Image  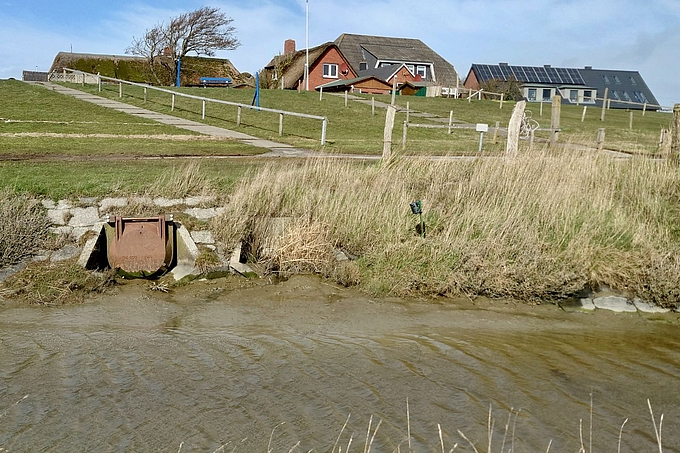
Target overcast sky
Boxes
[1,0,678,106]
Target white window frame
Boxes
[416,65,427,78]
[323,63,338,79]
[527,88,537,101]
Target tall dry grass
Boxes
[212,147,680,306]
[0,190,52,267]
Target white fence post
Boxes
[202,100,206,119]
[279,113,284,136]
[237,106,242,126]
[171,94,175,111]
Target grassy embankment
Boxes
[1,79,679,307]
[72,80,674,155]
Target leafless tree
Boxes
[126,6,240,85]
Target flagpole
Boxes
[305,0,309,91]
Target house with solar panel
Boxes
[464,63,659,110]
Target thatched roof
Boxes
[264,42,335,89]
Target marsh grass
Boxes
[0,190,51,267]
[4,260,116,305]
[212,146,680,306]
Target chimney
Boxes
[544,64,551,68]
[584,66,592,70]
[499,62,509,66]
[284,39,296,55]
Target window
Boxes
[633,91,648,103]
[583,90,593,100]
[406,64,415,74]
[416,65,427,77]
[603,75,610,84]
[323,63,338,78]
[570,90,578,102]
[542,89,552,101]
[622,91,631,101]
[528,88,537,101]
[611,91,620,100]
[613,75,621,84]
[629,76,637,85]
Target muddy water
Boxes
[1,276,679,453]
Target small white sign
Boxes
[476,123,489,133]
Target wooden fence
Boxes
[56,68,329,145]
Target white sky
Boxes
[1,0,678,106]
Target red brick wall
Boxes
[464,68,480,90]
[308,47,356,90]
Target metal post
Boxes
[176,58,181,87]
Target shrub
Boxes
[0,190,51,267]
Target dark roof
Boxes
[334,33,460,87]
[358,63,403,81]
[579,68,660,108]
[470,64,585,85]
[468,63,660,109]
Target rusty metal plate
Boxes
[108,216,170,275]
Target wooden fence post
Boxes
[319,86,323,101]
[406,101,410,124]
[671,104,680,163]
[279,113,284,136]
[492,120,500,144]
[500,93,504,109]
[372,97,375,116]
[202,100,206,119]
[629,111,634,130]
[171,94,175,111]
[144,87,147,103]
[383,105,397,161]
[659,128,671,156]
[551,95,561,144]
[581,106,587,122]
[391,78,397,106]
[344,90,348,108]
[402,121,408,150]
[601,88,608,121]
[119,82,122,98]
[505,100,526,158]
[237,106,242,126]
[448,110,453,134]
[597,128,606,152]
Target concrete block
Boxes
[68,207,101,227]
[593,296,637,313]
[185,195,216,206]
[184,207,225,220]
[50,244,82,262]
[99,197,128,212]
[632,298,670,313]
[190,230,214,244]
[153,197,183,207]
[47,209,69,225]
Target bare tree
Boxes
[126,6,240,85]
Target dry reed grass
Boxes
[0,190,52,268]
[212,146,680,306]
